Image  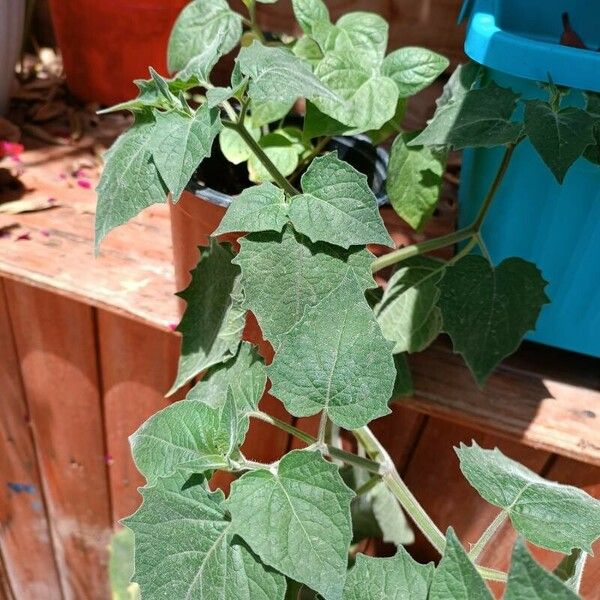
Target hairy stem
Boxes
[354,427,447,554]
[469,511,508,562]
[249,412,384,474]
[243,0,266,43]
[371,143,517,274]
[223,120,300,196]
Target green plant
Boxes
[96,1,600,598]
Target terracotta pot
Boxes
[49,0,188,105]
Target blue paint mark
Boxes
[7,482,35,494]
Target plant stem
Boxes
[244,0,266,43]
[371,143,518,274]
[371,227,475,273]
[223,121,300,196]
[290,135,333,182]
[317,412,329,444]
[355,475,381,497]
[477,566,508,583]
[249,412,383,474]
[354,427,447,554]
[468,511,508,562]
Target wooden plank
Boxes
[406,340,600,466]
[97,310,184,524]
[4,281,111,600]
[0,143,179,330]
[0,279,62,599]
[0,553,14,600]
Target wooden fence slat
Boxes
[97,310,182,524]
[4,281,111,600]
[0,279,62,599]
[0,553,14,600]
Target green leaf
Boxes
[505,539,580,600]
[95,112,167,248]
[150,104,221,201]
[293,36,324,66]
[524,100,595,183]
[248,128,305,183]
[292,0,330,35]
[429,529,493,600]
[438,255,548,385]
[313,51,399,132]
[250,99,295,128]
[457,442,600,554]
[382,47,449,97]
[392,354,413,398]
[375,257,443,354]
[130,397,240,484]
[237,42,337,106]
[343,549,433,600]
[124,472,286,600]
[227,450,354,600]
[412,83,522,149]
[269,275,395,429]
[186,342,267,416]
[554,549,587,593]
[303,101,352,140]
[167,0,242,73]
[387,132,446,230]
[366,98,407,145]
[170,240,245,393]
[352,481,415,546]
[109,529,140,600]
[176,37,222,84]
[234,226,376,345]
[331,12,389,66]
[219,124,261,165]
[289,153,393,249]
[214,182,289,235]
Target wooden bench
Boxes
[1,142,598,599]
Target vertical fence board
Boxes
[0,280,62,600]
[97,310,179,524]
[4,281,111,600]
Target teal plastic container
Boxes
[459,0,600,357]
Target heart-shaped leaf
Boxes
[524,100,595,183]
[438,255,548,385]
[124,472,286,600]
[227,451,354,600]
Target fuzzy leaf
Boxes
[375,257,443,354]
[170,241,245,393]
[303,101,352,140]
[96,113,167,248]
[343,549,433,600]
[237,42,336,106]
[328,12,389,66]
[234,226,376,345]
[250,99,295,128]
[130,398,240,484]
[167,0,242,73]
[382,47,449,97]
[227,450,354,600]
[457,442,600,554]
[429,529,493,600]
[456,442,600,554]
[176,37,222,84]
[186,342,267,416]
[387,132,446,230]
[269,276,395,429]
[289,153,393,249]
[247,128,305,183]
[313,51,399,132]
[438,255,548,385]
[524,101,595,183]
[214,183,288,235]
[292,0,330,35]
[150,105,221,201]
[218,124,261,165]
[505,539,580,600]
[109,529,139,600]
[124,472,285,600]
[412,83,522,149]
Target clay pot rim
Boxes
[184,134,390,208]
